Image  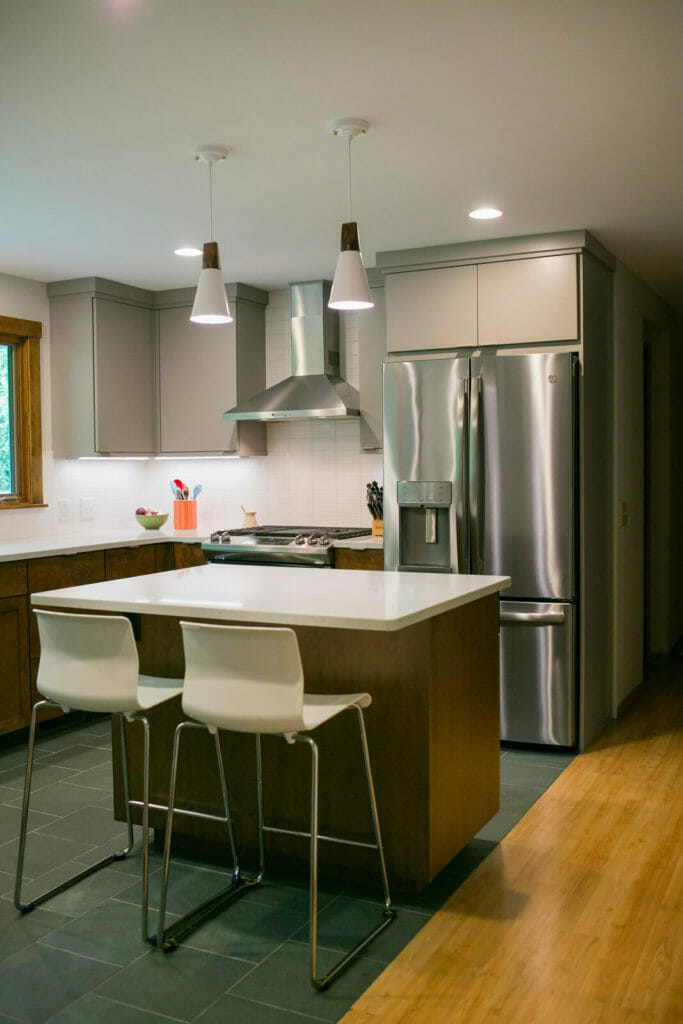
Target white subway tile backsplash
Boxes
[0,288,383,544]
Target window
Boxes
[0,315,44,508]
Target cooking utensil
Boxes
[182,486,189,500]
[192,484,203,500]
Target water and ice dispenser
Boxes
[397,481,452,571]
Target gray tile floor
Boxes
[0,717,572,1023]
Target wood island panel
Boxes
[110,593,500,891]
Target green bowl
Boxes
[135,513,169,530]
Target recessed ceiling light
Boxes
[469,207,503,220]
[174,247,202,257]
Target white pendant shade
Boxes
[190,266,233,324]
[329,250,374,310]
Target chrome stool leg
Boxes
[293,712,396,992]
[15,706,134,913]
[354,705,393,912]
[156,722,261,950]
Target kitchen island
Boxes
[32,564,510,890]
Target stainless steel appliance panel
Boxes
[383,358,469,571]
[472,352,576,600]
[499,600,575,745]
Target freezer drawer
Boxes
[499,600,575,746]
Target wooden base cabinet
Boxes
[0,596,30,734]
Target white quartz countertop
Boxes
[0,529,204,563]
[0,530,380,563]
[31,563,510,632]
[332,535,383,551]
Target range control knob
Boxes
[294,534,306,545]
[306,534,320,546]
[210,532,222,543]
[220,531,231,543]
[318,534,331,546]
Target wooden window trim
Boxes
[0,314,45,510]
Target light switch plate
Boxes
[57,498,72,521]
[80,496,96,520]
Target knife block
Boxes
[372,519,384,537]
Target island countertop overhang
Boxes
[31,563,510,632]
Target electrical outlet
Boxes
[80,496,96,521]
[57,498,72,522]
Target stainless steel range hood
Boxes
[223,280,360,421]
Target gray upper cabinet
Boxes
[158,308,238,453]
[48,279,156,457]
[94,298,155,452]
[385,265,477,352]
[477,254,578,346]
[155,284,267,456]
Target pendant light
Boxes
[328,118,374,311]
[190,145,233,325]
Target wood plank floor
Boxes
[341,663,683,1024]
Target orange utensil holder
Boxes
[173,500,197,530]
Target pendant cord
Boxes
[347,133,353,222]
[208,160,214,242]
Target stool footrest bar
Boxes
[17,851,126,912]
[313,908,396,991]
[157,875,262,950]
[129,800,230,825]
[263,825,379,851]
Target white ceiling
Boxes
[2,0,682,311]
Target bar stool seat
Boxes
[15,609,183,943]
[157,621,395,991]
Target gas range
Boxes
[202,526,371,567]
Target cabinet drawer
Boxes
[0,595,30,735]
[28,550,106,593]
[334,548,384,571]
[0,560,28,598]
[174,543,207,569]
[105,545,157,580]
[154,543,175,572]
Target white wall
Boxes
[0,275,382,542]
[612,263,679,710]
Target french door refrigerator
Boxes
[383,352,578,746]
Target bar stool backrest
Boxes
[180,621,305,734]
[35,609,141,713]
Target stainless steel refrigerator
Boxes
[383,352,578,746]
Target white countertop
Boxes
[31,563,509,632]
[0,529,204,563]
[332,535,383,551]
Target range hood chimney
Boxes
[223,281,360,422]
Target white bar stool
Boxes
[156,620,395,990]
[15,609,183,943]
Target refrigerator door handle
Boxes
[500,610,566,625]
[455,375,468,572]
[469,375,484,572]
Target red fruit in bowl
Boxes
[135,507,147,515]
